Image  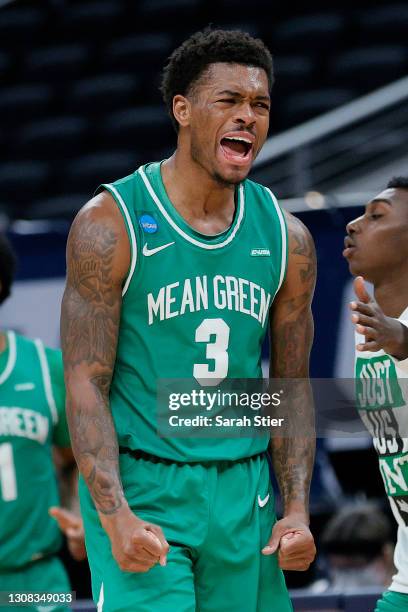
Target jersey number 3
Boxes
[193,318,230,387]
[0,443,17,502]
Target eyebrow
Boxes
[369,198,393,206]
[216,89,270,101]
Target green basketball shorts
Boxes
[375,590,408,611]
[0,555,70,611]
[79,451,293,612]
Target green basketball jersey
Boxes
[0,331,70,570]
[100,161,288,462]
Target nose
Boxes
[346,215,363,235]
[234,102,256,127]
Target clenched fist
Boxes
[262,514,316,571]
[100,505,170,573]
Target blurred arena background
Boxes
[1,0,407,610]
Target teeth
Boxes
[223,136,252,144]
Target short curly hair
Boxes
[387,176,408,190]
[160,28,274,131]
[0,233,16,305]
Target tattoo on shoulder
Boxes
[271,214,316,375]
[286,213,316,286]
[61,219,121,369]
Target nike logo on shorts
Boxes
[142,242,175,257]
[258,493,270,508]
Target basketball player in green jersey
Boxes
[344,177,408,612]
[0,234,86,611]
[61,29,316,611]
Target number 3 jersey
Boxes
[0,331,69,570]
[100,161,288,463]
[355,306,408,593]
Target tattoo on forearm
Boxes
[270,383,315,513]
[61,216,124,515]
[270,214,316,514]
[68,401,124,515]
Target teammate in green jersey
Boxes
[344,177,408,611]
[61,29,316,611]
[0,234,86,611]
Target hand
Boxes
[100,505,169,573]
[262,515,316,571]
[49,506,87,561]
[350,276,408,359]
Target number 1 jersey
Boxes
[0,332,69,570]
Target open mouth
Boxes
[220,136,253,164]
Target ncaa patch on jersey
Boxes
[251,248,270,257]
[139,214,158,234]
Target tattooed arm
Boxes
[61,193,169,572]
[262,212,316,571]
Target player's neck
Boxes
[373,275,408,318]
[0,331,6,355]
[162,151,236,217]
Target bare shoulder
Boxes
[283,210,316,287]
[284,210,315,254]
[67,190,130,285]
[269,212,315,377]
[62,190,126,371]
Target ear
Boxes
[172,95,191,129]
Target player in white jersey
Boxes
[343,176,408,612]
